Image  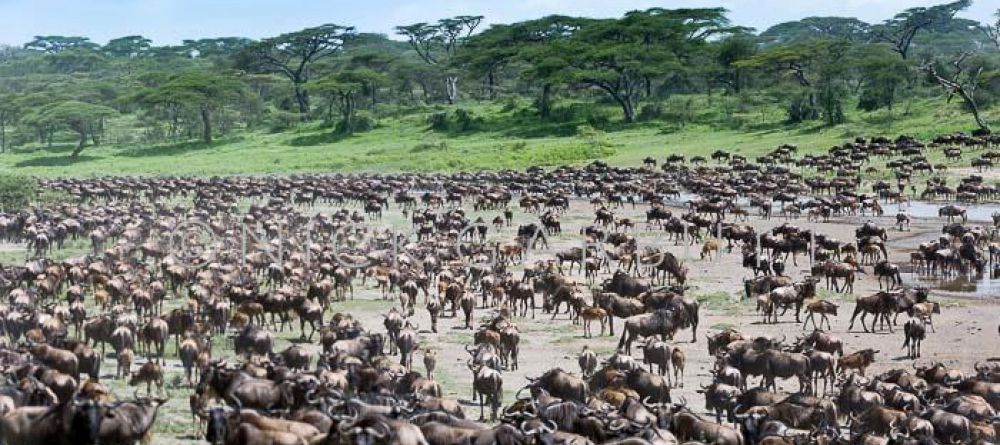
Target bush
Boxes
[576,125,613,149]
[638,103,664,121]
[585,111,610,127]
[353,113,377,132]
[0,175,36,211]
[453,108,483,132]
[427,112,449,131]
[500,97,520,113]
[410,141,449,153]
[786,94,819,123]
[335,112,377,134]
[265,110,302,133]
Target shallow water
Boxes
[900,200,1000,222]
[902,269,1000,298]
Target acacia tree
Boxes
[980,9,1000,50]
[871,0,970,59]
[738,39,852,124]
[396,16,483,104]
[855,47,909,113]
[134,71,250,143]
[760,17,871,45]
[25,100,117,157]
[314,69,385,134]
[346,53,396,108]
[0,94,23,152]
[521,8,736,123]
[236,24,355,120]
[183,37,253,59]
[461,15,592,116]
[23,35,98,53]
[714,34,757,93]
[103,35,153,58]
[921,51,994,133]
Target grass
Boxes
[696,291,745,313]
[0,96,995,178]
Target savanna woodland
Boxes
[8,3,1000,445]
[0,1,997,175]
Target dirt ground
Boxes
[7,195,1000,444]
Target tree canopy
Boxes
[0,1,996,159]
[23,100,117,156]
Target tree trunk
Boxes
[293,82,311,120]
[487,70,496,100]
[539,84,552,119]
[963,92,991,133]
[0,119,5,153]
[340,93,356,134]
[445,76,459,105]
[71,131,87,157]
[614,94,636,123]
[201,106,213,144]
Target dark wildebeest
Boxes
[617,309,687,355]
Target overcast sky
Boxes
[0,0,995,46]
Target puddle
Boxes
[903,269,1000,298]
[901,200,1000,222]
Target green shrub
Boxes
[427,112,449,131]
[585,111,610,127]
[335,112,377,134]
[410,141,449,153]
[0,175,37,211]
[453,108,483,132]
[353,113,377,132]
[576,125,614,149]
[265,110,301,133]
[500,97,520,113]
[638,103,664,121]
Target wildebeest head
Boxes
[70,398,104,445]
[204,407,232,444]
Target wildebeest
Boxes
[617,309,686,355]
[0,398,104,445]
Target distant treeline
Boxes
[0,0,998,157]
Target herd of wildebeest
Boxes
[2,132,1000,445]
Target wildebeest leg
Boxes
[848,307,861,332]
[478,394,485,421]
[803,312,814,330]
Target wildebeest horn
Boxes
[543,419,556,433]
[305,388,319,405]
[337,407,359,432]
[519,420,534,434]
[608,418,628,431]
[370,422,389,440]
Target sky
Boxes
[0,0,995,46]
